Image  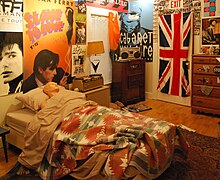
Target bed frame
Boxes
[1,93,24,149]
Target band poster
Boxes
[23,0,76,80]
[0,0,23,96]
[119,0,153,62]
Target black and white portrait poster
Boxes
[0,0,23,96]
[119,0,153,62]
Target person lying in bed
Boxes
[3,82,90,178]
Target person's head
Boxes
[43,82,59,97]
[209,19,217,27]
[121,7,142,33]
[0,32,23,83]
[33,49,59,84]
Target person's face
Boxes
[122,12,140,33]
[211,20,216,26]
[0,43,23,83]
[39,66,57,83]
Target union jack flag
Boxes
[157,12,192,97]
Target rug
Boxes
[156,128,220,180]
[2,129,219,180]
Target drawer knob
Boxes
[196,100,203,103]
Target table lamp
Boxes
[214,22,220,54]
[87,41,104,73]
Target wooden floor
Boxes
[0,99,219,177]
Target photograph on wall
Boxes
[78,0,86,14]
[22,0,76,93]
[200,45,219,55]
[76,22,86,44]
[0,0,23,96]
[119,0,153,62]
[202,16,220,45]
[72,45,86,77]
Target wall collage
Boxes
[0,0,154,96]
[153,0,220,54]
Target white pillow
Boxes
[16,87,49,111]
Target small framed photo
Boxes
[202,16,220,45]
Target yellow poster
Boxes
[23,0,76,81]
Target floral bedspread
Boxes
[37,103,188,180]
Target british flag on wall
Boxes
[157,12,192,97]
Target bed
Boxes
[4,86,189,180]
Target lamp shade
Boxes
[87,41,104,56]
[214,23,220,35]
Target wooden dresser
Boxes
[192,54,220,115]
[111,59,145,105]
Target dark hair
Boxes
[0,32,23,53]
[209,19,217,24]
[33,49,59,73]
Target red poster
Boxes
[23,0,76,79]
[86,0,128,13]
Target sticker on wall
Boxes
[169,0,183,9]
[204,0,216,17]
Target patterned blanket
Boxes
[37,103,188,180]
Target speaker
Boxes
[120,47,141,60]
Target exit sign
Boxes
[169,0,183,8]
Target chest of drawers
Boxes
[192,54,220,115]
[111,60,145,105]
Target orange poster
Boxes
[23,0,76,79]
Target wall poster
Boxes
[119,0,154,62]
[202,16,220,45]
[22,0,76,92]
[0,0,23,96]
[86,0,128,13]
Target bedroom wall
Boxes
[0,1,205,125]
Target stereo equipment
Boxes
[72,75,104,92]
[120,47,141,60]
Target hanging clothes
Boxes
[108,12,120,61]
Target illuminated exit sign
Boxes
[169,0,183,8]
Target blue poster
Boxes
[120,0,153,61]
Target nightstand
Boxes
[84,86,110,107]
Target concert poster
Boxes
[0,0,23,96]
[23,0,76,79]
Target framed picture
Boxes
[202,16,220,45]
[72,45,86,77]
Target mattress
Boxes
[6,108,35,135]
